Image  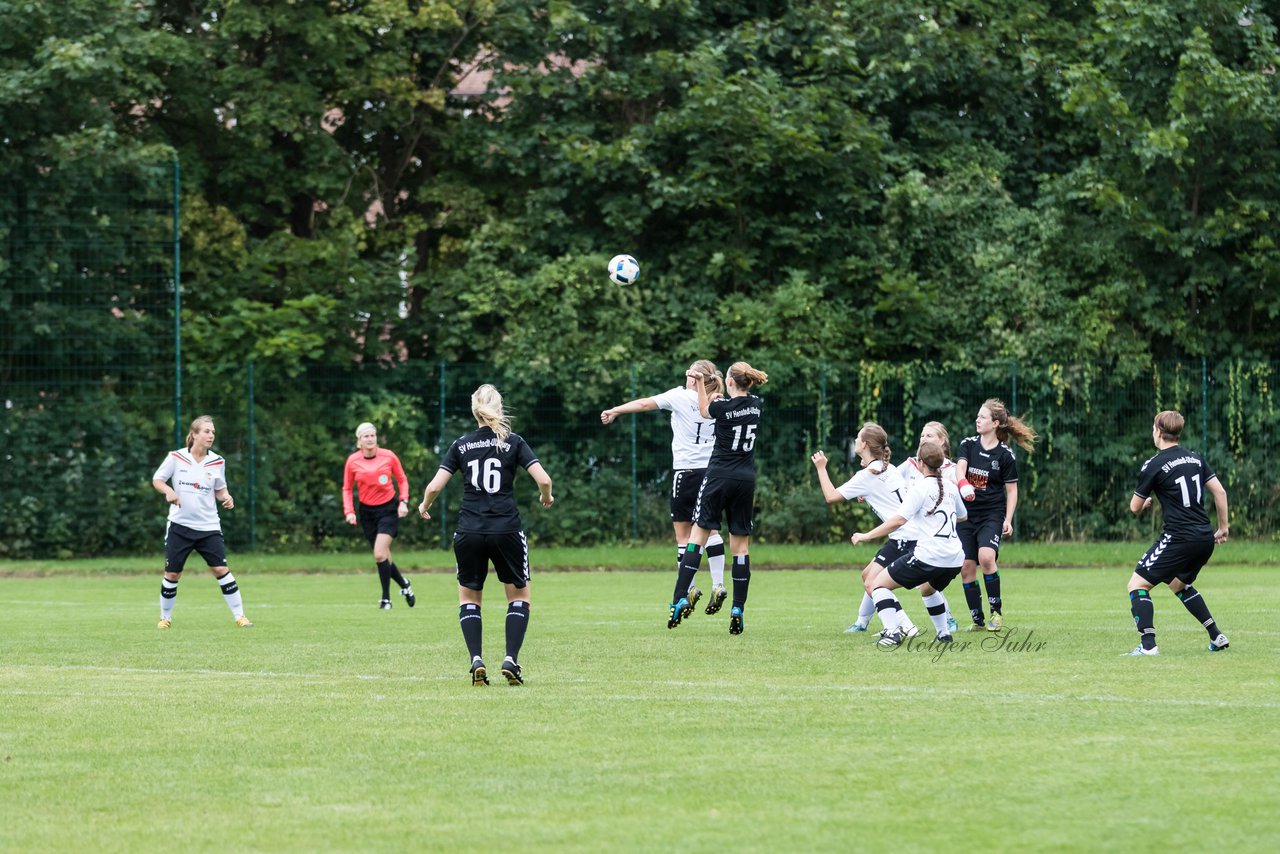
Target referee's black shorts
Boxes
[358,497,401,546]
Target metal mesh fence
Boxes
[3,164,1275,557]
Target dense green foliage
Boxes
[2,1,1278,556]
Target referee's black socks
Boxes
[376,560,393,599]
[1129,589,1156,650]
[459,603,483,660]
[1176,585,1221,639]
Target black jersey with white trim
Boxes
[956,435,1018,517]
[707,394,763,482]
[438,426,539,533]
[1134,446,1217,539]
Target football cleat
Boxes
[946,615,959,634]
[686,585,702,614]
[936,633,954,644]
[667,597,691,629]
[902,624,922,639]
[501,657,524,686]
[1125,645,1159,656]
[705,585,728,615]
[966,621,987,632]
[729,606,744,635]
[379,599,392,610]
[844,623,869,633]
[235,616,253,628]
[987,612,1004,632]
[157,618,171,630]
[877,629,905,648]
[401,585,416,608]
[470,657,489,686]
[1208,634,1230,652]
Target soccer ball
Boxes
[608,254,640,285]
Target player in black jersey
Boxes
[669,361,768,635]
[1125,410,1230,656]
[954,398,1037,632]
[418,385,554,686]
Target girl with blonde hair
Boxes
[601,360,730,614]
[342,421,413,610]
[419,384,554,686]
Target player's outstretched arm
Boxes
[600,398,658,425]
[809,451,846,504]
[1207,477,1229,543]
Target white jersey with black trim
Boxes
[835,465,911,541]
[152,448,227,532]
[651,386,716,470]
[899,476,967,567]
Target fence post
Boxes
[630,362,639,540]
[819,362,828,448]
[1201,356,1208,455]
[172,157,183,448]
[247,359,256,550]
[439,359,447,548]
[1011,358,1018,415]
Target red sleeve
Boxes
[390,451,409,501]
[342,455,357,516]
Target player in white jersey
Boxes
[813,423,923,638]
[601,360,729,614]
[850,441,967,646]
[150,416,251,629]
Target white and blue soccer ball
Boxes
[608,254,640,285]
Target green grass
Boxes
[2,539,1277,576]
[2,563,1277,852]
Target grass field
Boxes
[2,550,1277,852]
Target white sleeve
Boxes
[152,455,175,483]
[650,387,683,412]
[835,469,869,502]
[942,460,958,485]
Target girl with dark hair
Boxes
[1125,410,1230,656]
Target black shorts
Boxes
[164,522,228,573]
[875,538,914,568]
[670,469,707,524]
[693,475,755,536]
[1134,533,1214,586]
[453,530,530,590]
[359,498,401,546]
[886,553,961,592]
[957,515,1003,561]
